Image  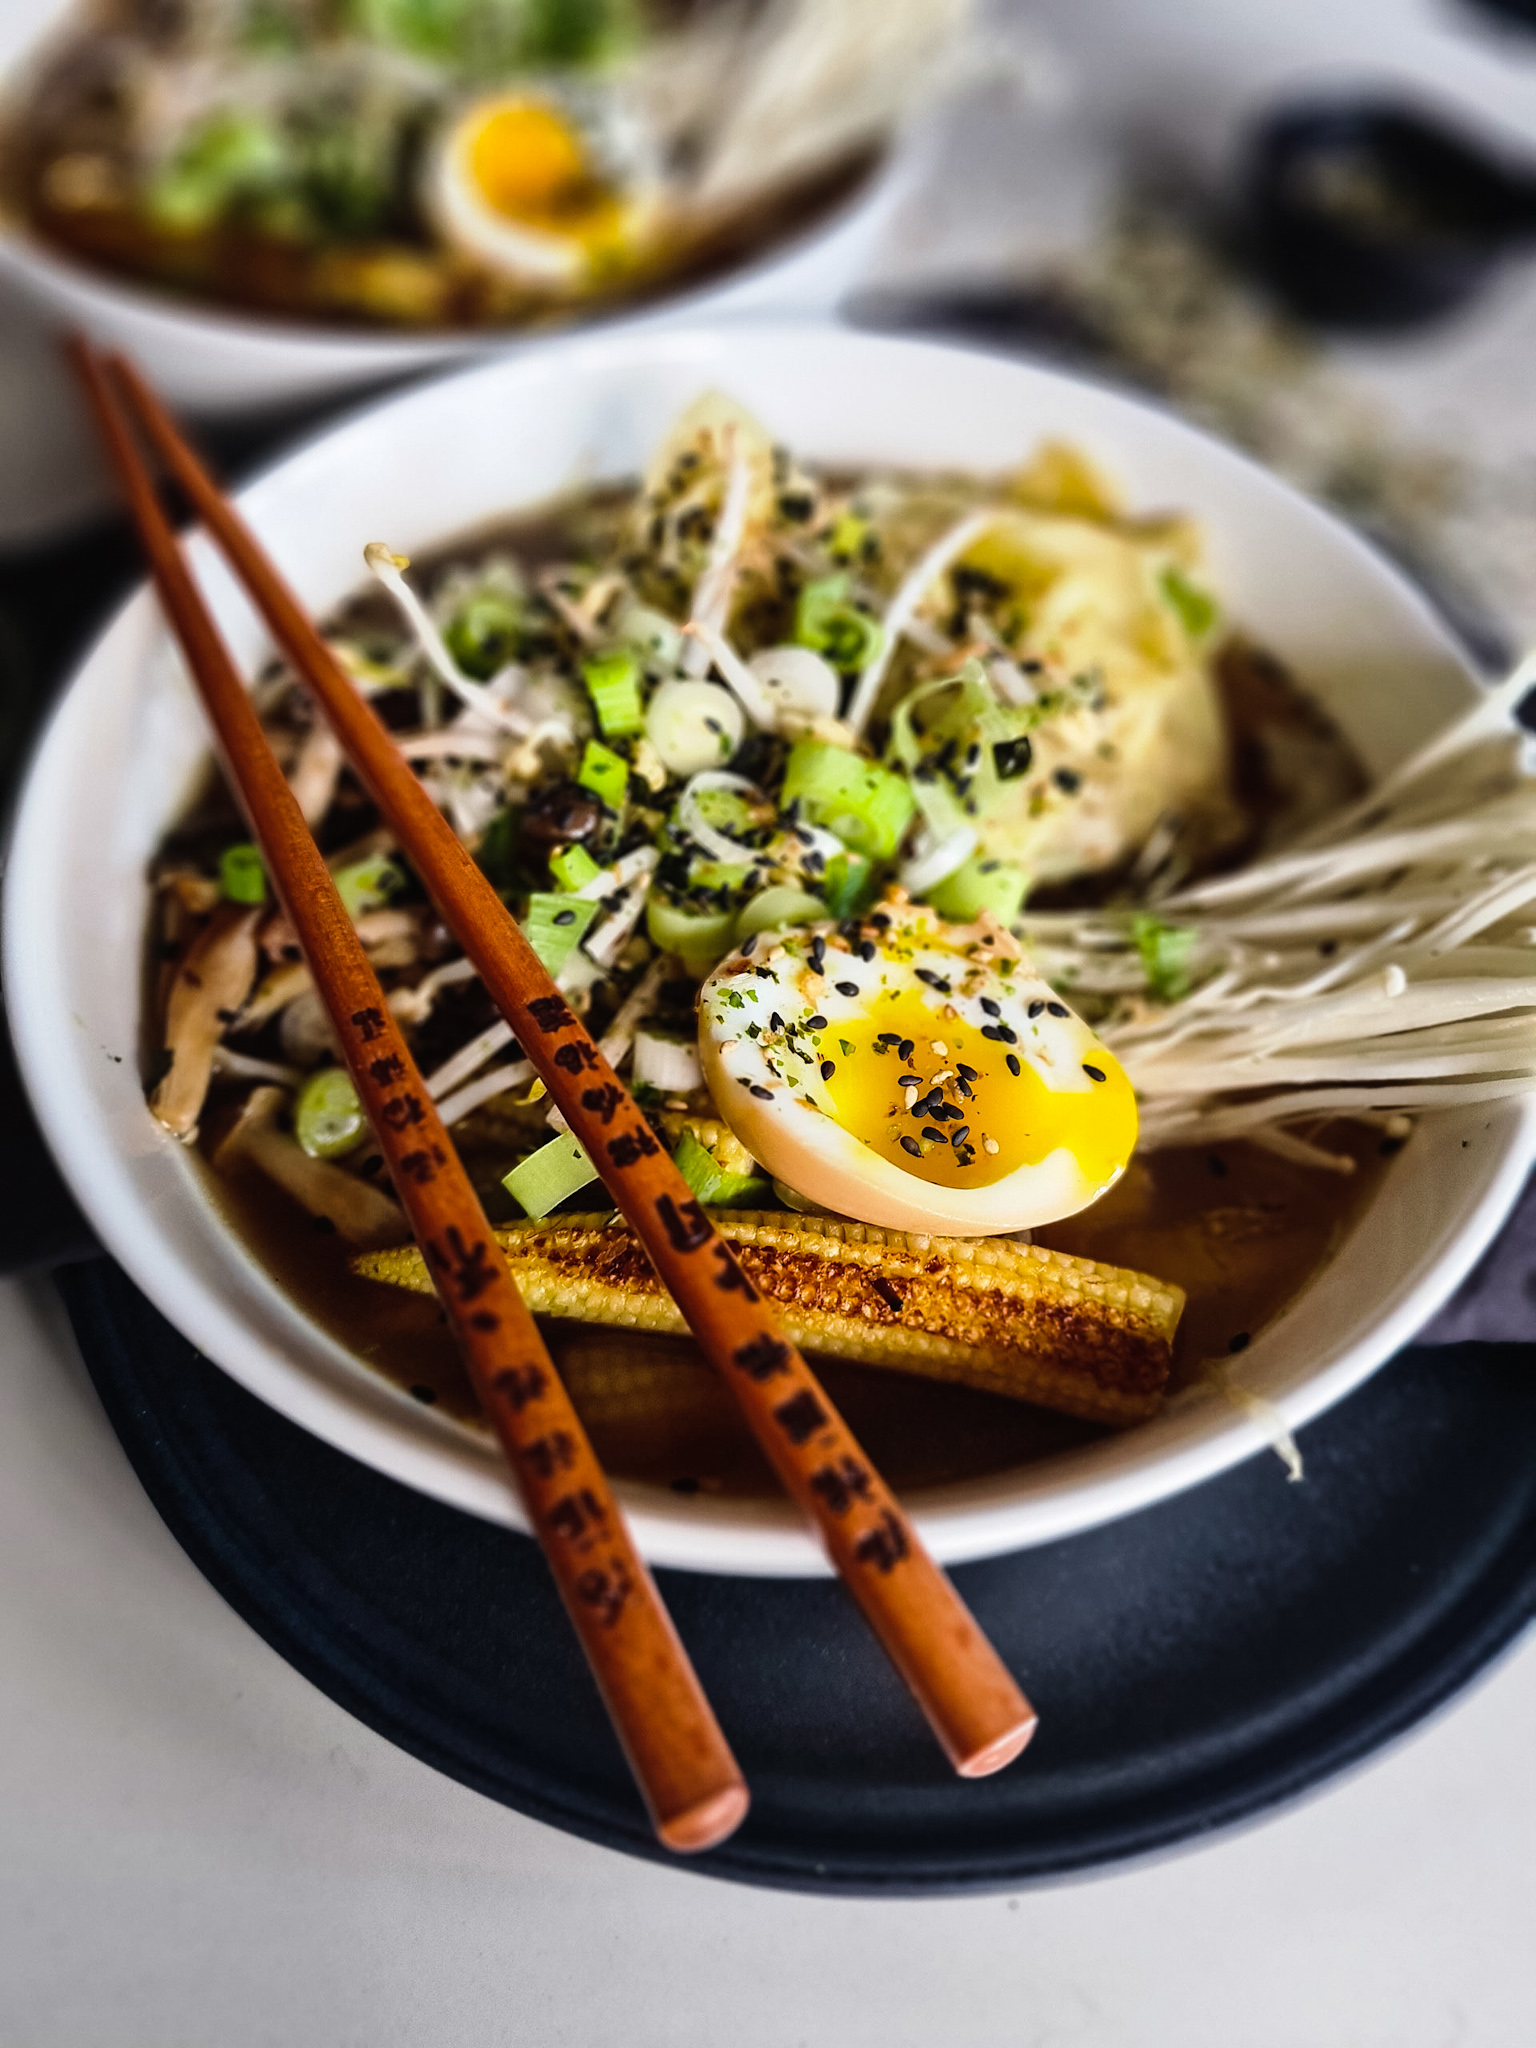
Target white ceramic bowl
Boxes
[0,152,907,416]
[7,323,1534,1576]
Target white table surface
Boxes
[2,1269,1532,2047]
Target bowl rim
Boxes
[0,141,895,363]
[8,318,1534,1577]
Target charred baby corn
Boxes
[356,1211,1184,1426]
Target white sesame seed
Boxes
[982,1136,1000,1155]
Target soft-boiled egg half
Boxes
[698,904,1137,1236]
[426,90,657,287]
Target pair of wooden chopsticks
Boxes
[74,341,1036,1818]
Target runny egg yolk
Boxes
[467,101,624,241]
[822,990,1136,1193]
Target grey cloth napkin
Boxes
[1416,1172,1536,1346]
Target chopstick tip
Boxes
[655,1779,751,1854]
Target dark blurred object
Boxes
[1242,100,1536,330]
[1460,0,1536,32]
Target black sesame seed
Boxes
[898,1039,915,1061]
[740,934,758,956]
[836,980,860,998]
[1046,1001,1069,1018]
[1006,1054,1021,1076]
[900,1135,922,1157]
[750,1084,774,1100]
[553,909,576,926]
[1028,1000,1045,1018]
[1228,1332,1251,1353]
[877,1031,901,1046]
[916,969,951,992]
[897,1074,923,1089]
[769,1012,785,1032]
[1083,1063,1106,1083]
[980,996,1001,1017]
[857,940,876,962]
[922,1126,945,1142]
[1053,767,1082,794]
[956,1063,978,1081]
[980,1025,1003,1041]
[821,1060,836,1081]
[950,1126,970,1146]
[806,1014,828,1030]
[870,912,891,931]
[955,1077,973,1098]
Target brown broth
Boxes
[203,1130,1393,1498]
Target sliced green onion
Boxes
[333,854,403,918]
[1133,912,1198,1003]
[294,1065,367,1160]
[646,894,739,975]
[444,592,522,679]
[735,885,825,940]
[645,678,744,776]
[576,739,630,811]
[795,575,883,673]
[582,649,645,738]
[219,841,267,905]
[926,854,1030,925]
[780,738,916,860]
[673,1129,771,1208]
[611,598,684,671]
[631,1029,703,1094]
[820,850,876,919]
[522,892,599,975]
[827,509,870,560]
[502,1133,600,1218]
[549,843,602,893]
[1159,566,1218,640]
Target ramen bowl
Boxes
[0,147,907,416]
[7,324,1532,1575]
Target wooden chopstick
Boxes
[70,338,750,1855]
[103,347,1038,1778]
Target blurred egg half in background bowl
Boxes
[0,0,968,413]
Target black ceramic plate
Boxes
[55,1257,1536,1894]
